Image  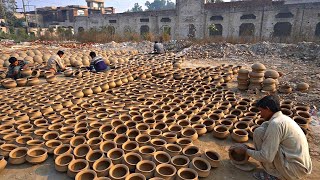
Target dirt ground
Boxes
[0,57,319,180]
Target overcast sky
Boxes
[17,0,231,13]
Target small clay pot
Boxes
[296,111,312,123]
[8,147,28,165]
[87,137,103,150]
[139,145,156,160]
[228,147,249,165]
[70,136,86,148]
[109,164,130,180]
[201,150,220,168]
[176,138,193,149]
[152,151,171,165]
[86,149,105,167]
[0,144,18,157]
[135,160,156,179]
[122,152,142,171]
[55,153,74,172]
[189,157,211,178]
[293,116,309,129]
[122,141,139,153]
[182,146,201,160]
[231,129,249,143]
[171,155,190,170]
[155,163,177,180]
[67,159,89,178]
[107,148,124,165]
[165,144,182,157]
[74,144,92,159]
[93,157,113,177]
[125,173,146,180]
[26,147,48,164]
[162,132,178,144]
[177,168,199,180]
[75,169,97,180]
[181,128,198,141]
[212,125,230,139]
[53,144,73,159]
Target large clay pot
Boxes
[122,152,142,171]
[152,151,171,165]
[86,149,105,167]
[155,163,177,180]
[171,155,190,170]
[125,173,146,180]
[53,144,73,159]
[164,144,182,157]
[107,148,124,165]
[74,144,92,159]
[67,159,89,178]
[189,157,211,178]
[75,169,97,180]
[182,146,201,161]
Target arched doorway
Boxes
[209,24,223,36]
[188,24,196,38]
[140,25,150,36]
[273,22,292,37]
[239,23,255,36]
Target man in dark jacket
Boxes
[6,57,30,79]
[88,51,110,72]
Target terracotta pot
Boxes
[122,141,139,153]
[139,145,156,160]
[189,157,211,178]
[8,147,28,165]
[93,157,113,177]
[15,135,33,147]
[26,147,48,164]
[171,155,190,170]
[152,151,171,165]
[212,125,230,139]
[181,128,198,141]
[177,168,199,180]
[201,150,220,168]
[102,131,117,141]
[228,147,249,165]
[74,144,92,159]
[109,164,130,180]
[53,144,73,159]
[125,173,146,180]
[0,144,18,157]
[293,116,309,129]
[26,139,44,149]
[162,132,178,144]
[136,160,156,179]
[176,138,193,149]
[234,121,250,132]
[55,153,74,172]
[107,148,124,164]
[135,134,151,146]
[88,137,103,150]
[86,149,105,167]
[148,129,162,139]
[75,169,97,180]
[164,144,182,157]
[231,129,249,143]
[16,78,28,87]
[70,136,86,148]
[0,156,7,172]
[155,163,177,180]
[67,159,89,178]
[114,134,129,148]
[182,146,201,161]
[122,152,142,171]
[296,111,312,123]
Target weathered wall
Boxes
[72,0,320,41]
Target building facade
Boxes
[71,0,320,41]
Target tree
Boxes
[128,3,143,12]
[145,0,175,11]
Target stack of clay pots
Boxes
[237,69,250,90]
[262,78,276,93]
[248,63,266,90]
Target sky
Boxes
[17,0,231,13]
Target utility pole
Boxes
[21,0,29,34]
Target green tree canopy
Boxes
[145,0,175,11]
[128,3,143,12]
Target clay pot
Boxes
[177,168,199,180]
[86,149,105,167]
[296,111,312,123]
[8,147,28,165]
[2,79,17,89]
[55,153,74,172]
[122,152,142,171]
[136,134,151,146]
[228,148,249,165]
[107,148,124,164]
[26,139,44,149]
[75,169,97,180]
[155,163,177,180]
[0,156,7,172]
[231,129,249,143]
[293,116,309,129]
[165,144,182,157]
[74,144,92,159]
[93,157,113,177]
[16,78,28,87]
[26,147,48,164]
[15,135,33,147]
[189,157,211,178]
[88,137,103,150]
[182,146,201,161]
[125,173,146,180]
[53,144,73,159]
[212,125,230,139]
[109,164,130,180]
[152,151,171,165]
[114,134,129,148]
[139,145,156,160]
[122,141,139,153]
[103,131,117,141]
[0,144,18,157]
[70,136,86,148]
[296,82,309,92]
[176,138,193,149]
[136,160,156,179]
[234,121,250,132]
[201,150,220,168]
[171,155,190,170]
[162,132,178,144]
[191,124,207,136]
[67,159,89,178]
[181,128,198,141]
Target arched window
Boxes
[274,22,292,37]
[239,23,255,36]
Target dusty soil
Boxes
[1,57,319,180]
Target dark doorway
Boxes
[140,25,150,35]
[188,24,196,38]
[274,22,292,37]
[315,23,320,37]
[209,24,223,36]
[239,23,255,36]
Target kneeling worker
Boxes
[47,50,66,74]
[88,51,110,72]
[6,57,30,79]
